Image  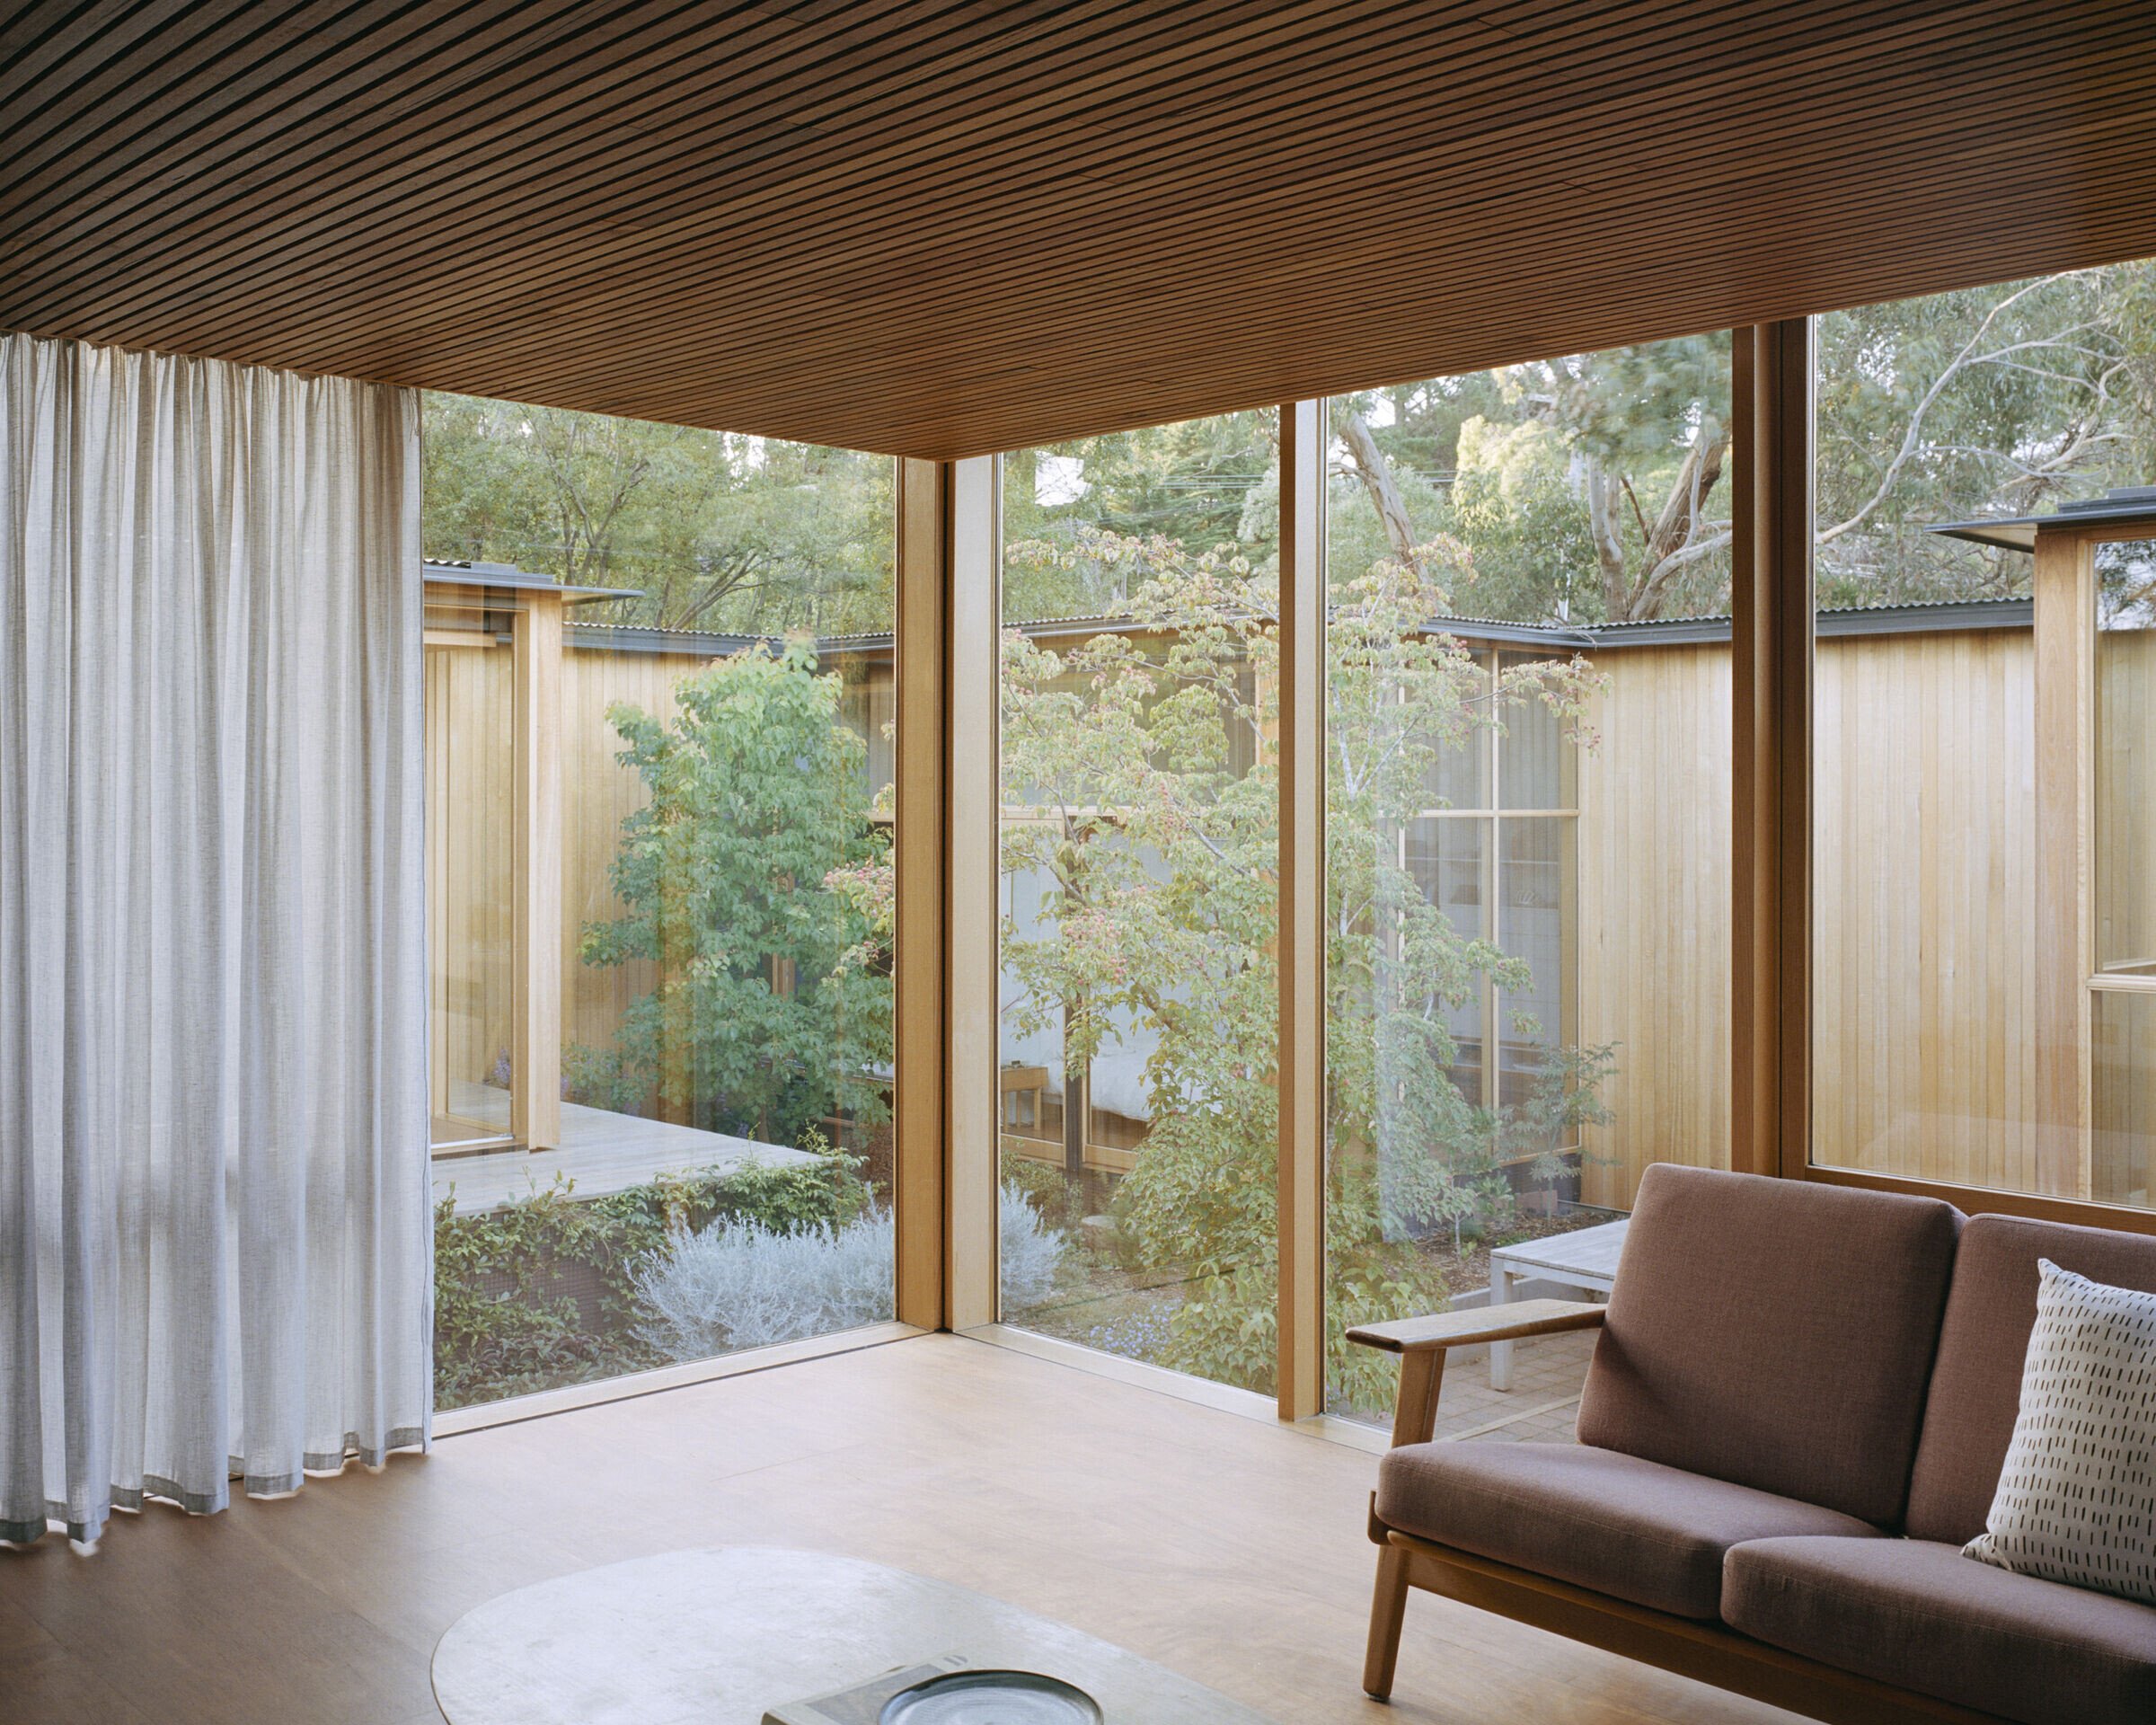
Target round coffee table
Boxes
[431,1546,1274,1724]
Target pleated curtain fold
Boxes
[0,332,430,1547]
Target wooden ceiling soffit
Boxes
[5,0,2156,457]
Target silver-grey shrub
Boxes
[634,1209,897,1358]
[997,1183,1066,1312]
[633,1183,1068,1361]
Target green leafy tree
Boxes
[1329,334,1733,624]
[1001,410,1279,624]
[1816,262,2156,606]
[421,394,896,634]
[999,526,1604,1407]
[1322,263,2156,628]
[579,640,893,1146]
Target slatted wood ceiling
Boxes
[6,0,2156,458]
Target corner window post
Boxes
[1731,320,1814,1181]
[1278,398,1326,1420]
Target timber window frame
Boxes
[918,320,2156,1435]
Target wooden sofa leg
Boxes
[1364,1541,1410,1699]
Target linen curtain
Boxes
[0,332,430,1546]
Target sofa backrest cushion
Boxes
[1576,1165,1963,1526]
[1905,1212,2156,1544]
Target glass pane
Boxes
[1816,267,2155,609]
[1322,337,1729,1427]
[424,595,516,1152]
[1406,817,1490,1101]
[1498,654,1572,809]
[996,410,1281,1399]
[1425,657,1491,809]
[2097,540,2156,975]
[2093,990,2156,1208]
[423,396,898,1411]
[1813,261,2156,1207]
[1498,818,1573,1112]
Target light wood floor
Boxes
[0,1333,1796,1725]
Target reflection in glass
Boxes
[2093,990,2156,1208]
[422,402,898,1411]
[995,411,1283,1398]
[1321,340,1727,1426]
[1408,818,1489,1098]
[1498,654,1572,809]
[1499,818,1572,1109]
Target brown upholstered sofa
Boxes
[1351,1163,2156,1725]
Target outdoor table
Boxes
[1487,1216,1628,1390]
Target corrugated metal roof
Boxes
[421,558,642,606]
[552,596,2038,659]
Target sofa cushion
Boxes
[1575,1164,1962,1526]
[1907,1213,2156,1545]
[1965,1260,2156,1603]
[1375,1441,1882,1620]
[1724,1535,2156,1725]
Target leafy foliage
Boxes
[1000,411,1279,624]
[998,526,1609,1407]
[432,1147,873,1408]
[577,641,893,1146]
[635,1208,898,1358]
[1815,263,2156,606]
[631,1181,1065,1362]
[1326,262,2156,625]
[1328,334,1733,624]
[420,394,895,633]
[997,1184,1070,1311]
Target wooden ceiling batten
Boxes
[63,6,2104,378]
[7,0,2156,458]
[17,0,1374,328]
[342,46,2156,398]
[329,92,2156,424]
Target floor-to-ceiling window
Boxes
[1321,340,1734,1426]
[994,411,1283,1396]
[422,397,899,1411]
[1811,259,2156,1210]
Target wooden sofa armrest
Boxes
[1350,1299,1606,1448]
[1348,1297,1606,1356]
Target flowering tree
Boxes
[1000,526,1607,1406]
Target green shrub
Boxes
[433,1144,876,1408]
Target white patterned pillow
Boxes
[1965,1258,2156,1604]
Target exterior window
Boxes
[994,413,1282,1396]
[421,396,897,1411]
[1321,341,1732,1425]
[2091,536,2156,1206]
[426,591,517,1153]
[1811,260,2156,1208]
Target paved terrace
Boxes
[430,1080,817,1216]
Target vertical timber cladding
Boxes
[1574,622,2044,1209]
[1574,641,1736,1209]
[512,590,567,1151]
[2033,526,2095,1200]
